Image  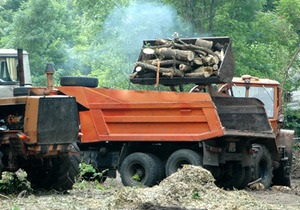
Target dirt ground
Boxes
[1,149,300,210]
[1,171,300,210]
[247,179,300,209]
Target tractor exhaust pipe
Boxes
[17,49,25,86]
[44,63,55,95]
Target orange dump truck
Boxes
[54,74,293,190]
[51,36,293,190]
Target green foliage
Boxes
[78,162,107,182]
[277,0,300,32]
[284,107,300,137]
[192,190,200,199]
[0,169,32,195]
[74,163,108,190]
[132,173,140,181]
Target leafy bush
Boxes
[0,169,32,195]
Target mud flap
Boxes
[203,143,219,166]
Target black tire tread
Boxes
[60,76,98,87]
[52,143,80,191]
[253,144,273,188]
[165,149,203,177]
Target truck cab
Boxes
[0,49,32,97]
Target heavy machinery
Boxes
[54,74,293,189]
[0,49,80,191]
[5,36,291,190]
[52,36,293,190]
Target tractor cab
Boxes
[0,49,32,97]
[218,75,282,132]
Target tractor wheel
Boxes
[253,144,273,188]
[165,149,203,176]
[272,149,292,187]
[51,143,81,191]
[239,166,252,189]
[215,162,245,190]
[120,152,160,187]
[28,143,80,191]
[0,151,3,176]
[60,76,98,88]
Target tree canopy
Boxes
[1,0,300,133]
[0,0,299,88]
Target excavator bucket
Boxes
[130,36,235,86]
[212,96,274,139]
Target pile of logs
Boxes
[130,37,226,80]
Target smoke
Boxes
[92,1,195,88]
[101,1,194,59]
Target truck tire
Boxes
[148,153,165,183]
[13,87,29,96]
[253,144,273,188]
[120,152,160,187]
[215,163,246,190]
[60,76,98,87]
[165,149,203,176]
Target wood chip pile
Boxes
[109,165,277,209]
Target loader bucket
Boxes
[212,96,274,138]
[130,36,234,86]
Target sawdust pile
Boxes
[109,165,276,210]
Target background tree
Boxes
[1,0,80,85]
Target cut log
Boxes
[135,66,143,72]
[134,62,184,77]
[155,39,172,47]
[214,42,224,51]
[150,59,187,67]
[212,64,219,71]
[129,72,138,79]
[195,38,213,49]
[185,71,211,78]
[194,66,213,74]
[193,57,203,66]
[179,64,193,72]
[155,48,195,61]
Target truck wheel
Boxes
[148,153,165,183]
[215,163,245,190]
[60,76,98,87]
[120,152,160,187]
[165,149,203,176]
[13,87,29,96]
[253,144,273,188]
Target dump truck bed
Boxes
[57,86,274,143]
